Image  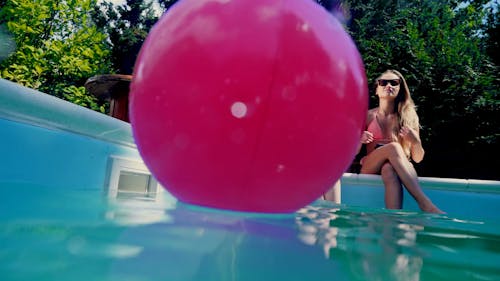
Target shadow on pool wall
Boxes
[1,78,499,221]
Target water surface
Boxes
[1,186,499,281]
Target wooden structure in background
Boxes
[85,74,132,122]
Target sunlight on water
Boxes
[0,187,499,281]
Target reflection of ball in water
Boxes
[130,0,368,213]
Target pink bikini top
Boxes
[367,117,392,144]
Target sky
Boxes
[107,0,126,4]
[105,0,163,15]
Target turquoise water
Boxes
[1,185,499,281]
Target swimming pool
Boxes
[1,79,499,281]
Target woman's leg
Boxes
[361,143,443,213]
[380,162,403,209]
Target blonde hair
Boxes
[376,69,421,156]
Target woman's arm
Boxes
[400,126,425,163]
[410,139,425,163]
[357,110,376,153]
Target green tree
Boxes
[92,0,159,75]
[158,0,180,10]
[483,1,499,68]
[0,0,112,112]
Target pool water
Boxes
[1,185,499,281]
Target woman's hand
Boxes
[399,126,420,144]
[400,126,425,162]
[361,131,374,144]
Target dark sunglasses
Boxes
[377,79,401,87]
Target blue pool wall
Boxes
[0,79,140,191]
[340,174,500,221]
[1,78,499,219]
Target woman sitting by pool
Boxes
[359,69,443,213]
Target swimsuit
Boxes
[360,116,392,165]
[367,116,392,145]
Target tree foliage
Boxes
[483,1,500,68]
[157,0,180,10]
[0,0,112,112]
[92,0,159,74]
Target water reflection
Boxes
[3,187,498,281]
[104,198,349,281]
[296,201,500,281]
[102,194,500,281]
[330,210,423,281]
[105,192,176,226]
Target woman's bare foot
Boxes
[419,201,445,214]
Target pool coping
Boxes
[342,173,500,194]
[0,79,135,148]
[1,78,499,194]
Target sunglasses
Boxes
[377,79,401,87]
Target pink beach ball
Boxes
[130,0,368,213]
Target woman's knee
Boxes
[385,142,406,158]
[381,162,397,177]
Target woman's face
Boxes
[376,72,400,98]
